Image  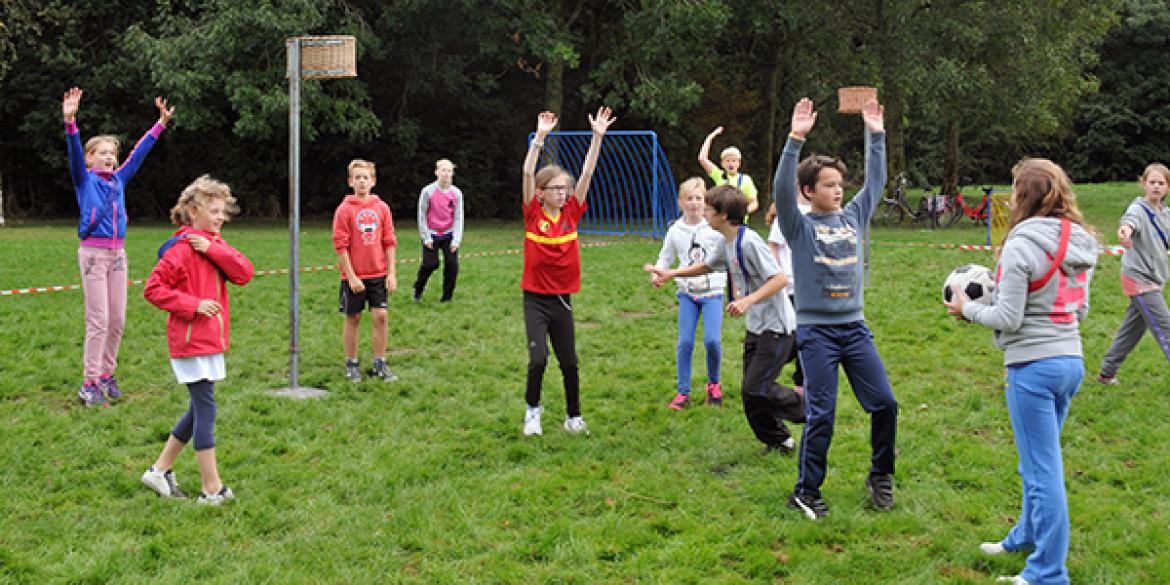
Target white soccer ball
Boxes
[943,264,995,304]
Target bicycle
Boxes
[873,173,947,228]
[933,185,993,227]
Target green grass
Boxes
[1,183,1168,583]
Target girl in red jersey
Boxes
[141,176,254,505]
[519,107,616,436]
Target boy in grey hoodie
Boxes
[946,159,1096,585]
[774,97,897,520]
[1098,163,1170,384]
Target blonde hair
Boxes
[435,158,455,171]
[534,165,575,194]
[169,175,239,226]
[85,135,120,157]
[678,176,706,202]
[1008,159,1088,232]
[348,159,376,178]
[720,146,742,161]
[1140,163,1170,184]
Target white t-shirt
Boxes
[768,202,812,295]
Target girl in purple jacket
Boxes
[63,87,173,407]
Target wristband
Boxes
[788,132,805,141]
[531,140,544,149]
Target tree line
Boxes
[2,0,1163,222]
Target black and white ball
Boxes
[942,264,995,304]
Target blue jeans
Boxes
[1001,356,1082,585]
[676,292,723,395]
[794,322,898,498]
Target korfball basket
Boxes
[290,35,357,79]
[838,86,877,113]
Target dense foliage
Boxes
[0,0,1138,220]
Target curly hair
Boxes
[169,175,240,226]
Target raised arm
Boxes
[522,111,558,206]
[698,127,722,175]
[846,99,887,222]
[774,98,817,241]
[62,87,88,189]
[574,106,616,203]
[115,96,174,182]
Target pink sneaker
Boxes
[705,382,723,406]
[668,393,690,411]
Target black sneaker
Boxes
[344,360,362,382]
[370,360,399,382]
[787,491,829,520]
[866,474,895,510]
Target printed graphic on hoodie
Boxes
[813,223,859,299]
[356,209,381,246]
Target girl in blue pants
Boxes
[946,159,1098,585]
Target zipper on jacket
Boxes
[185,322,193,344]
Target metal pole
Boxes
[287,38,301,390]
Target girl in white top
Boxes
[647,177,727,409]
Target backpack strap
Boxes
[1139,201,1169,250]
[157,234,186,259]
[1028,218,1070,292]
[734,225,751,294]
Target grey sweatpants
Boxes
[1100,291,1170,377]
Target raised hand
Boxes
[790,98,817,140]
[63,87,83,122]
[707,126,724,138]
[155,96,175,125]
[861,99,885,133]
[588,106,616,136]
[535,111,558,138]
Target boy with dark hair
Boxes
[774,97,898,520]
[648,185,805,452]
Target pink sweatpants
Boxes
[78,246,128,380]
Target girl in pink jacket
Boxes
[141,175,253,505]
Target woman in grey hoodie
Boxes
[945,159,1097,585]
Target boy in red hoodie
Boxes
[141,175,254,505]
[332,159,399,382]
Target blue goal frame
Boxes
[528,130,679,238]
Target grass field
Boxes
[1,183,1168,584]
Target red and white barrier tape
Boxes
[0,241,616,297]
[868,241,1128,256]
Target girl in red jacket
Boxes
[141,175,254,505]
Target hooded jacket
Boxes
[66,120,165,246]
[144,226,254,358]
[963,217,1097,365]
[332,194,397,280]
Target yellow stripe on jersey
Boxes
[526,231,578,245]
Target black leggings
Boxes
[171,379,216,451]
[413,236,459,301]
[523,291,580,417]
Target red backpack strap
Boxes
[1028,218,1070,292]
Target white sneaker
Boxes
[523,406,543,436]
[563,416,589,435]
[197,486,235,506]
[782,436,796,451]
[980,542,1006,555]
[141,466,187,498]
[996,576,1029,585]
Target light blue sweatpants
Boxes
[1001,356,1083,585]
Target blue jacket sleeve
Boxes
[65,122,89,205]
[114,123,164,183]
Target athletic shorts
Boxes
[339,278,388,315]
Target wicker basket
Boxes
[837,86,877,113]
[291,35,357,79]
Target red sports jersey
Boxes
[522,197,586,294]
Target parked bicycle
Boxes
[873,173,947,228]
[928,184,993,227]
